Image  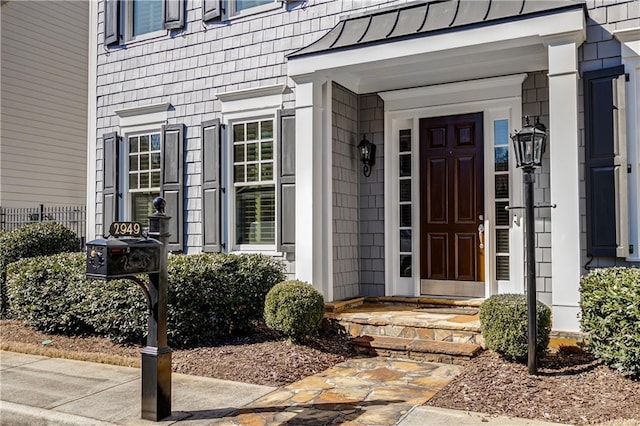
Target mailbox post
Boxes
[85,197,172,421]
[142,197,172,421]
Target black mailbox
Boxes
[86,237,162,280]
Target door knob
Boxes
[478,223,485,249]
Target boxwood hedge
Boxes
[479,293,551,361]
[6,252,285,346]
[580,267,640,377]
[264,280,325,340]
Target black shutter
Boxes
[201,119,222,252]
[277,110,296,252]
[203,0,221,22]
[104,0,120,46]
[164,0,184,30]
[584,65,625,257]
[161,124,184,252]
[102,132,119,236]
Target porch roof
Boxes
[289,0,586,59]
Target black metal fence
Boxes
[0,204,87,247]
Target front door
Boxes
[420,112,484,298]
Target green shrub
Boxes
[1,222,80,315]
[6,251,285,347]
[6,253,95,335]
[479,293,551,361]
[580,267,640,377]
[168,253,286,346]
[264,280,325,339]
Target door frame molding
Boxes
[379,74,527,299]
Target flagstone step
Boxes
[352,335,482,364]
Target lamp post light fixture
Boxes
[358,134,376,177]
[511,116,547,375]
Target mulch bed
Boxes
[429,349,640,425]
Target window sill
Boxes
[120,29,168,47]
[226,2,282,21]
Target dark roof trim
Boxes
[288,0,586,59]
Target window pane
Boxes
[133,0,163,36]
[496,256,510,280]
[400,179,411,202]
[399,129,411,152]
[400,204,411,227]
[233,124,245,142]
[150,134,161,151]
[495,174,509,199]
[234,144,245,162]
[247,143,258,161]
[400,155,411,177]
[246,122,258,140]
[140,172,150,188]
[151,171,161,187]
[261,141,273,160]
[400,230,412,252]
[151,152,161,169]
[140,154,149,170]
[235,0,272,12]
[247,164,259,182]
[496,229,509,253]
[236,186,275,244]
[234,165,245,182]
[129,173,138,190]
[495,201,509,226]
[129,136,139,153]
[494,119,509,146]
[400,255,412,278]
[261,163,273,180]
[495,147,509,171]
[129,155,138,171]
[139,135,149,152]
[131,192,157,228]
[261,120,273,139]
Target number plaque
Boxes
[110,221,143,237]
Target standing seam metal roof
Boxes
[288,0,586,58]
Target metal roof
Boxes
[289,0,586,58]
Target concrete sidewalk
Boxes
[0,351,565,425]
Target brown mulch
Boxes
[429,349,640,425]
[0,320,358,387]
[2,319,640,425]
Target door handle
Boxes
[478,223,485,249]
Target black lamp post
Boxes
[358,134,376,177]
[511,116,547,375]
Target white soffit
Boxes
[378,74,528,112]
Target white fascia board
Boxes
[379,74,528,112]
[614,27,640,57]
[288,9,584,77]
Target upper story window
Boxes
[104,0,184,46]
[131,0,163,37]
[233,0,273,14]
[202,0,280,22]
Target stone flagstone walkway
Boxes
[216,357,462,425]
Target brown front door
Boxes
[420,113,484,297]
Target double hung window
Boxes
[232,119,275,247]
[127,132,161,227]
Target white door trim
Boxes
[380,74,526,299]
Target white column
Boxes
[294,78,333,300]
[547,41,581,332]
[86,0,98,241]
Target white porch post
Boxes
[546,40,581,332]
[294,78,333,300]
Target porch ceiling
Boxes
[287,0,585,93]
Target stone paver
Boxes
[217,357,462,425]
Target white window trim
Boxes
[614,27,640,262]
[225,0,281,20]
[379,74,526,299]
[114,102,170,224]
[122,0,167,43]
[217,85,285,254]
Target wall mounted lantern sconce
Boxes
[358,134,376,177]
[511,115,548,376]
